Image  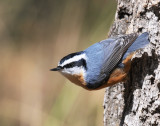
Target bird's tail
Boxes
[122,32,149,60]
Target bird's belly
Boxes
[107,68,127,86]
[95,68,127,90]
[61,72,87,89]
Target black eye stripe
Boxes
[63,62,75,68]
[63,59,87,70]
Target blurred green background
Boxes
[0,0,116,126]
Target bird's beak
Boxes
[50,66,62,71]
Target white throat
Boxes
[61,66,86,76]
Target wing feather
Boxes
[98,33,138,82]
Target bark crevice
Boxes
[120,50,159,126]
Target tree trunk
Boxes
[103,0,160,126]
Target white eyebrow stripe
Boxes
[60,53,87,66]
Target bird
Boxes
[50,32,149,90]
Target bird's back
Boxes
[84,42,104,84]
[84,33,149,89]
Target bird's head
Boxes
[50,51,88,86]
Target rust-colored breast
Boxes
[74,72,86,86]
[62,72,87,89]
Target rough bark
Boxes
[103,0,160,126]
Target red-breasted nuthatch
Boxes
[51,32,149,90]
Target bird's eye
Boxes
[63,62,74,68]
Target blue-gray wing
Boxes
[98,33,138,81]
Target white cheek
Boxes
[61,67,86,76]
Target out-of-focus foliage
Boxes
[0,0,116,126]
